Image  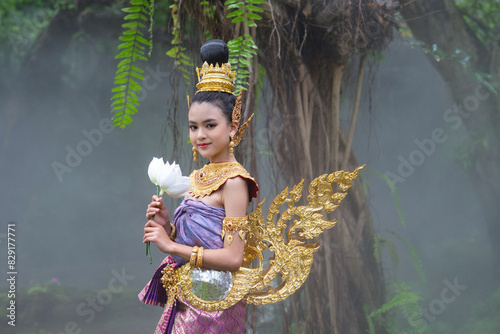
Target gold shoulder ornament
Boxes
[169,165,365,311]
[189,162,256,198]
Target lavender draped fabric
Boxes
[139,199,245,334]
[170,199,225,264]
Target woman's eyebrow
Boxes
[189,118,218,124]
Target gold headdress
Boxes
[196,62,236,94]
[231,90,254,147]
[194,56,254,149]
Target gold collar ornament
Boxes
[188,162,257,198]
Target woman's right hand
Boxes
[146,195,170,226]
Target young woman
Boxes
[140,39,258,334]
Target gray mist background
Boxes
[0,14,496,334]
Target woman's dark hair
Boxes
[191,39,236,123]
[191,91,236,123]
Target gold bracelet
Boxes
[221,216,249,245]
[190,246,198,267]
[169,223,176,241]
[196,247,204,268]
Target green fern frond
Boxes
[370,282,421,318]
[365,281,425,334]
[226,0,265,26]
[364,304,377,334]
[165,0,193,87]
[225,0,264,91]
[374,234,399,270]
[227,34,258,91]
[111,0,154,128]
[389,230,427,283]
[367,170,406,227]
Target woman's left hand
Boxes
[143,220,173,254]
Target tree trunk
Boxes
[400,0,500,277]
[252,0,396,331]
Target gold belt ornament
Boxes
[161,264,181,306]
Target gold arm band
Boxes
[190,246,198,267]
[169,223,176,241]
[222,216,249,245]
[196,247,204,268]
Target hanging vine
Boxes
[165,0,193,87]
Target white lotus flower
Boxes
[158,161,190,198]
[148,157,165,186]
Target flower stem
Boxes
[146,185,160,265]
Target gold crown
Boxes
[196,62,236,94]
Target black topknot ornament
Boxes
[200,39,229,66]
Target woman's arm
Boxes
[144,177,250,272]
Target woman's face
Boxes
[188,102,237,163]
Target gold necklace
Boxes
[189,162,255,198]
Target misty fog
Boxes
[1,6,498,334]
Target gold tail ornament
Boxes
[173,165,365,311]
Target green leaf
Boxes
[130,71,145,80]
[122,21,146,29]
[227,9,244,18]
[128,78,141,92]
[114,78,128,85]
[118,42,134,49]
[136,35,151,46]
[166,47,179,57]
[247,5,264,12]
[246,12,262,20]
[227,2,244,9]
[112,86,127,93]
[112,92,126,100]
[115,50,132,58]
[114,72,130,80]
[124,13,140,20]
[231,16,245,24]
[131,64,144,73]
[126,102,138,113]
[119,35,136,42]
[244,21,257,27]
[122,6,141,13]
[117,58,132,68]
[112,98,125,106]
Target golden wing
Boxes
[177,165,364,310]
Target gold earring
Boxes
[229,133,235,158]
[192,146,198,161]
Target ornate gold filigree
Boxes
[160,264,181,306]
[196,62,236,94]
[222,217,249,245]
[177,165,364,310]
[189,162,256,198]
